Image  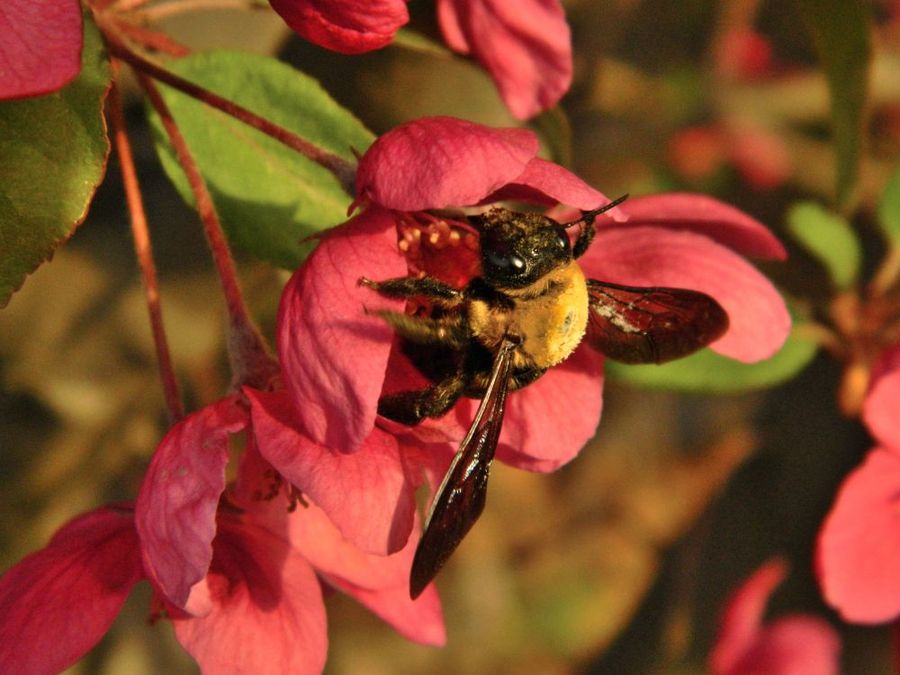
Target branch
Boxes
[104,34,357,195]
[108,74,185,421]
[137,71,278,389]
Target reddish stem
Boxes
[112,19,192,57]
[104,36,357,195]
[108,75,185,421]
[137,72,277,389]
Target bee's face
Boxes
[475,208,572,289]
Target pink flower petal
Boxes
[0,506,142,673]
[608,193,787,260]
[335,575,445,646]
[268,0,408,54]
[135,396,248,612]
[173,517,327,675]
[728,126,792,191]
[486,157,621,213]
[288,503,446,645]
[0,0,82,100]
[436,0,468,52]
[437,0,571,119]
[863,345,900,450]
[711,558,788,674]
[816,447,900,623]
[712,557,839,675]
[579,226,790,363]
[730,616,840,675]
[355,116,539,211]
[248,388,416,555]
[278,208,406,453]
[495,344,605,471]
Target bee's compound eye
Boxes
[557,232,569,249]
[487,251,527,275]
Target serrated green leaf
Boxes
[786,201,861,289]
[605,331,818,392]
[877,164,900,245]
[149,52,374,268]
[797,0,871,208]
[0,15,110,308]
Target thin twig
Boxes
[108,73,185,421]
[136,72,278,389]
[112,19,192,57]
[104,34,357,195]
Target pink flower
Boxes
[816,345,900,623]
[667,124,792,191]
[268,0,571,119]
[710,559,840,675]
[713,28,777,82]
[136,393,445,648]
[267,0,409,54]
[0,0,83,100]
[278,115,790,480]
[437,0,572,119]
[0,393,444,674]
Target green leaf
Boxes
[532,106,572,168]
[797,0,871,208]
[392,29,453,58]
[0,14,110,308]
[149,52,375,268]
[877,164,900,245]
[605,331,819,392]
[786,201,861,289]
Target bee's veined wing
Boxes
[409,339,517,599]
[585,280,729,364]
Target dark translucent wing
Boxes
[409,339,516,599]
[585,280,729,364]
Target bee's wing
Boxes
[409,338,517,599]
[585,279,729,364]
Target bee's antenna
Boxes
[562,193,629,229]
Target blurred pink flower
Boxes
[667,124,792,190]
[0,0,83,99]
[267,0,571,118]
[278,115,791,482]
[437,0,572,119]
[710,559,840,675]
[816,345,900,623]
[0,392,444,674]
[713,28,776,82]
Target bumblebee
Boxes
[359,196,728,598]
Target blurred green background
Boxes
[2,0,898,672]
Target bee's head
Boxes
[472,208,571,289]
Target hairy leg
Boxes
[359,276,464,307]
[372,310,469,348]
[378,369,468,425]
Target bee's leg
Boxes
[378,369,468,425]
[371,311,469,348]
[509,367,546,390]
[468,365,546,395]
[359,276,463,307]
